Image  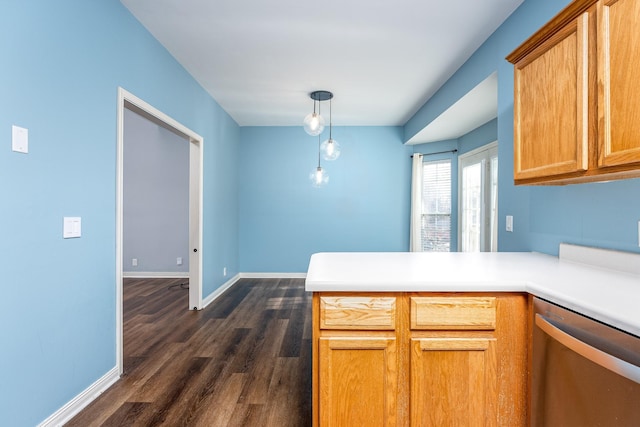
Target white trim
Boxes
[239,272,307,279]
[201,274,241,309]
[116,87,204,375]
[122,271,190,278]
[457,141,498,252]
[458,140,498,160]
[116,89,125,376]
[188,134,203,310]
[38,367,120,427]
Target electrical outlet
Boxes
[637,221,640,247]
[132,258,138,267]
[506,215,514,232]
[177,257,183,266]
[223,267,227,277]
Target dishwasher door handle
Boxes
[536,313,640,385]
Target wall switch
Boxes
[506,215,514,232]
[638,221,640,247]
[177,257,183,265]
[63,217,81,238]
[132,258,138,267]
[12,125,28,153]
[223,267,227,277]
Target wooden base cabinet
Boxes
[410,337,497,427]
[312,293,528,427]
[319,337,398,426]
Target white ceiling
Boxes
[120,0,522,133]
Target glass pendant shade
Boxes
[303,112,325,136]
[310,166,329,187]
[320,138,340,161]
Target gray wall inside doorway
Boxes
[123,107,190,275]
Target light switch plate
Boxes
[12,125,28,153]
[63,217,81,238]
[506,215,514,232]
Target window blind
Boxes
[421,160,451,252]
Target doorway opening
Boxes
[458,141,498,252]
[116,88,203,374]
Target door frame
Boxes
[116,87,203,374]
[457,141,498,252]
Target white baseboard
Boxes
[38,367,120,427]
[239,272,307,279]
[123,271,189,278]
[201,274,241,309]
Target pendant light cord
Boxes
[329,98,332,139]
[317,101,322,168]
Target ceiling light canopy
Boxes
[303,90,333,136]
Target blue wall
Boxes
[0,2,239,425]
[408,0,640,256]
[239,126,412,272]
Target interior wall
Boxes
[406,0,640,256]
[458,119,497,155]
[0,2,239,425]
[239,126,412,272]
[123,108,189,275]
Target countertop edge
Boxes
[304,252,640,338]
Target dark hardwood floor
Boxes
[66,277,312,426]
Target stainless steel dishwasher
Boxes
[532,297,640,426]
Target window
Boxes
[458,143,498,252]
[421,159,451,252]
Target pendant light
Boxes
[310,134,329,187]
[320,96,340,161]
[303,91,332,136]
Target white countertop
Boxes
[305,249,640,337]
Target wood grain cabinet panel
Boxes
[410,338,497,427]
[410,297,496,330]
[598,0,640,167]
[507,0,640,185]
[320,296,396,330]
[511,14,590,181]
[312,293,528,427]
[319,337,398,426]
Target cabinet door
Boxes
[319,337,398,426]
[410,337,497,427]
[512,11,591,181]
[598,0,640,167]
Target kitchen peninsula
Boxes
[306,246,640,426]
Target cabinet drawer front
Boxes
[411,297,496,330]
[320,296,396,330]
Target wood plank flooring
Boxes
[66,277,312,427]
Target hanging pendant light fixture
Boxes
[320,96,340,161]
[303,90,332,136]
[310,134,329,187]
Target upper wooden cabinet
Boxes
[598,0,640,167]
[507,0,640,185]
